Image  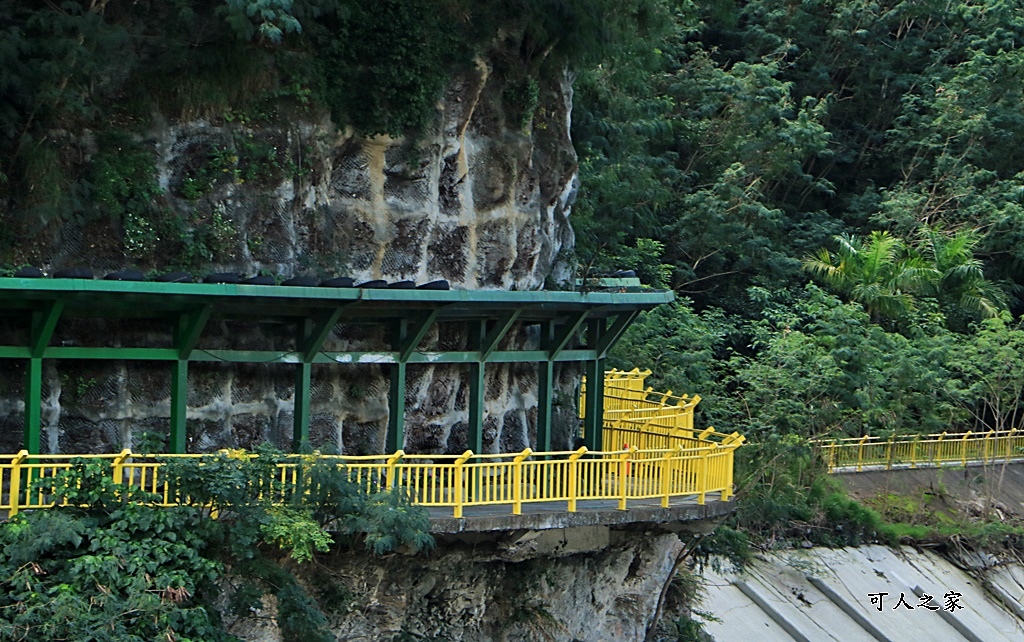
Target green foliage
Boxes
[503,75,541,131]
[0,449,436,641]
[85,130,167,258]
[222,0,303,44]
[1,462,228,641]
[311,0,466,137]
[261,506,333,562]
[804,229,1007,323]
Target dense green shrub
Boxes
[0,449,435,641]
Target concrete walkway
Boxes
[427,495,734,533]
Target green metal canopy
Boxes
[0,278,672,455]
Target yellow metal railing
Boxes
[0,369,741,517]
[0,444,741,518]
[818,429,1024,472]
[585,367,706,448]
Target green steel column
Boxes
[295,309,345,452]
[468,320,486,453]
[24,300,63,454]
[536,321,555,453]
[170,360,188,453]
[24,358,42,453]
[294,361,312,451]
[583,320,604,451]
[386,319,410,453]
[386,361,407,453]
[170,306,210,455]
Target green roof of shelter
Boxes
[0,278,672,322]
[0,277,672,455]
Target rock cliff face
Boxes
[0,62,581,456]
[228,529,687,642]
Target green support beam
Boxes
[30,301,63,358]
[595,311,640,358]
[536,321,555,453]
[24,302,63,452]
[175,306,212,360]
[550,311,589,360]
[467,320,486,453]
[387,319,410,453]
[480,310,520,361]
[387,361,407,453]
[398,309,441,362]
[294,361,312,451]
[168,306,210,454]
[24,358,42,453]
[292,308,351,450]
[170,360,188,453]
[582,320,604,451]
[300,307,345,361]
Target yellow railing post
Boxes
[8,450,28,517]
[702,444,716,505]
[112,448,131,487]
[660,447,676,508]
[961,431,971,467]
[936,432,946,465]
[453,450,472,519]
[886,435,894,470]
[617,447,634,510]
[1007,429,1017,463]
[857,435,868,472]
[828,440,836,472]
[910,437,918,469]
[512,448,532,515]
[720,444,734,502]
[385,450,404,489]
[568,447,586,512]
[984,430,994,463]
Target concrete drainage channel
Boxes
[698,545,1024,641]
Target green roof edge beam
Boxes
[30,300,63,358]
[549,311,589,360]
[300,307,346,362]
[481,310,521,362]
[0,346,608,363]
[170,360,188,454]
[582,319,605,452]
[24,358,42,453]
[595,311,640,358]
[175,306,212,360]
[398,309,441,362]
[536,320,555,454]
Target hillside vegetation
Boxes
[575,1,1024,552]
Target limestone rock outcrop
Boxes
[0,63,580,455]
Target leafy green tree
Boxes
[948,315,1024,433]
[918,227,1008,320]
[802,231,933,321]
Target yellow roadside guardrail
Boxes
[817,429,1024,472]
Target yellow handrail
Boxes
[0,369,743,517]
[816,429,1024,472]
[0,444,742,518]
